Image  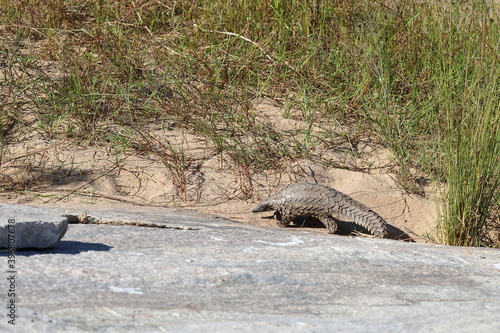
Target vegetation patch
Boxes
[1,0,499,246]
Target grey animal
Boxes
[252,182,390,238]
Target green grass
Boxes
[1,0,500,246]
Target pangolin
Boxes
[252,182,390,238]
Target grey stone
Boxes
[1,205,499,332]
[0,203,68,249]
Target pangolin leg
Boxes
[273,210,294,228]
[321,216,339,234]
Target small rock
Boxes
[0,204,68,249]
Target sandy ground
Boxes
[0,98,438,242]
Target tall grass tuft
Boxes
[438,45,500,245]
[436,1,500,246]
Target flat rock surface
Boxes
[0,204,68,249]
[1,206,499,332]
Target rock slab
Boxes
[0,204,68,249]
[0,205,499,332]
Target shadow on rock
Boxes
[0,241,113,256]
[290,216,415,242]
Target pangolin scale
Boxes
[252,182,389,238]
